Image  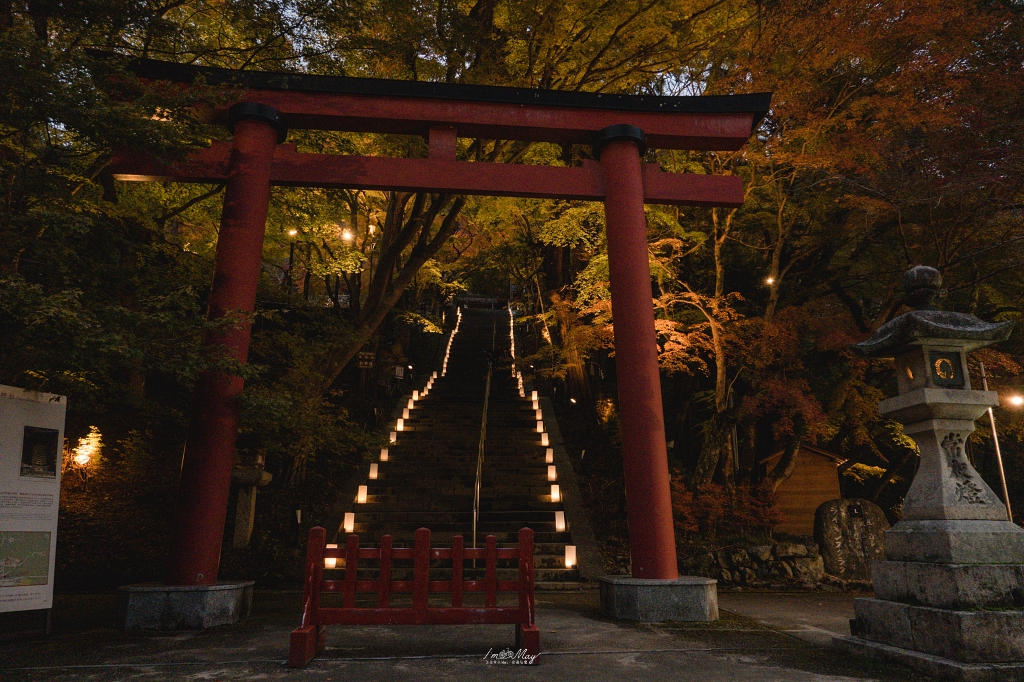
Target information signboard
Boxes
[0,385,66,615]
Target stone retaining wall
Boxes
[680,542,834,587]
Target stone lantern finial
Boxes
[902,265,941,309]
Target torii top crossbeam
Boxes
[111,57,769,206]
[107,55,769,591]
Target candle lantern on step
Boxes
[846,266,1024,673]
[343,513,355,533]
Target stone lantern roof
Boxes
[853,266,1013,357]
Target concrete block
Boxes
[852,597,1024,663]
[599,575,717,622]
[873,560,1024,609]
[118,581,255,630]
[884,519,1024,564]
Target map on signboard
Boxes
[0,532,50,587]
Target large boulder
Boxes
[814,498,889,580]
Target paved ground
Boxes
[0,590,928,681]
[718,590,860,647]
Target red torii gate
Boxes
[111,58,769,590]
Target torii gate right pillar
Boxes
[596,125,718,622]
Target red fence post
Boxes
[289,526,325,667]
[165,103,286,585]
[597,125,679,581]
[378,535,393,608]
[413,528,430,617]
[451,535,464,608]
[344,534,359,609]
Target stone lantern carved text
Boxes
[940,432,984,504]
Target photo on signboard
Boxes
[20,426,59,478]
[0,531,51,587]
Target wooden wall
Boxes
[766,447,842,537]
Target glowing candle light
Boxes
[548,465,557,481]
[343,513,355,533]
[546,448,554,464]
[541,433,549,447]
[565,545,577,568]
[369,463,378,479]
[402,408,410,419]
[380,448,389,461]
[389,431,397,443]
[555,511,566,532]
[536,421,544,433]
[535,408,543,420]
[531,391,538,401]
[551,484,560,502]
[533,399,539,410]
[357,485,368,504]
[325,543,338,569]
[396,418,404,431]
[412,391,419,401]
[432,371,437,379]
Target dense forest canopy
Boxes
[1,0,1023,583]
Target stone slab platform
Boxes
[599,575,718,622]
[853,596,1024,663]
[836,635,1024,682]
[118,581,255,630]
[872,560,1024,609]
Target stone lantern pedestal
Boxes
[838,267,1024,680]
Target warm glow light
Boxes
[369,463,378,479]
[432,371,438,378]
[570,398,577,404]
[412,391,419,401]
[380,448,389,461]
[532,399,539,410]
[765,277,775,285]
[357,485,368,504]
[551,484,560,502]
[565,545,577,568]
[403,408,410,419]
[325,543,338,569]
[555,511,566,532]
[536,421,544,433]
[287,229,298,237]
[389,431,397,443]
[535,408,543,420]
[546,448,554,464]
[531,391,538,401]
[344,513,355,533]
[396,418,404,431]
[541,433,549,447]
[342,229,353,241]
[1011,395,1024,407]
[71,426,102,467]
[548,465,557,481]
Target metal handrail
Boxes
[472,359,493,552]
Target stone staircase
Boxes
[340,308,582,589]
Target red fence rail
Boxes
[289,526,538,667]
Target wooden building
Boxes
[761,445,846,537]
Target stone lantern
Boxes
[842,266,1023,679]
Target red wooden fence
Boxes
[289,526,539,667]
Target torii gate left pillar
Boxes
[165,104,286,586]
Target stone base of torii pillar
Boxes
[837,266,1024,681]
